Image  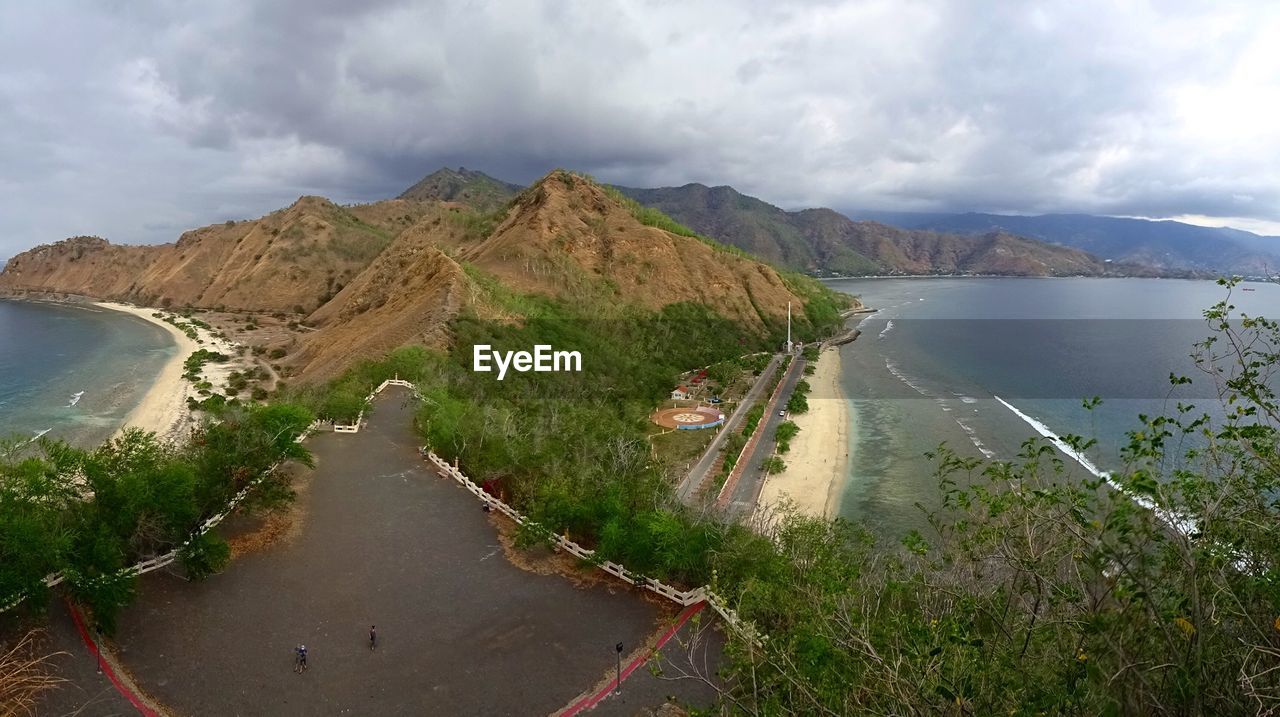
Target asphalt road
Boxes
[723,353,807,517]
[675,354,782,504]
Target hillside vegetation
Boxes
[0,404,315,632]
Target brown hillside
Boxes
[398,167,521,211]
[0,198,430,312]
[0,236,158,300]
[292,205,487,380]
[1,171,830,381]
[293,248,470,381]
[465,171,809,330]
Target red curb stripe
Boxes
[560,600,708,716]
[65,598,161,717]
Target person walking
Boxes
[369,625,377,651]
[295,644,308,673]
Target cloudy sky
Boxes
[2,0,1278,256]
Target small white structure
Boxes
[671,385,691,400]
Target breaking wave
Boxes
[993,396,1193,533]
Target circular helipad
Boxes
[651,405,725,430]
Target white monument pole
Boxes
[786,301,793,353]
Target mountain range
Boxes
[851,210,1280,275]
[0,171,821,380]
[5,165,1268,380]
[614,184,1156,278]
[380,169,1251,277]
[393,169,1280,276]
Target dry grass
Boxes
[488,512,613,590]
[227,474,311,559]
[0,630,65,717]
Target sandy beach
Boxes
[94,302,200,443]
[758,349,850,519]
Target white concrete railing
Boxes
[422,449,763,644]
[424,451,708,608]
[331,378,418,432]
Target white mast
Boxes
[786,302,793,353]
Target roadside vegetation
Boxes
[774,420,799,454]
[714,360,786,489]
[785,378,811,415]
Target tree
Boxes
[775,421,800,453]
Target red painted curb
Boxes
[65,599,161,717]
[560,600,708,716]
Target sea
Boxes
[823,277,1280,536]
[0,299,176,448]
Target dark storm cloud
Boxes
[2,0,1278,257]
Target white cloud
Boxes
[1,0,1279,257]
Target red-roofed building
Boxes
[671,386,691,400]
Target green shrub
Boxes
[775,420,800,453]
[179,532,230,581]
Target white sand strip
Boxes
[758,349,850,519]
[94,302,198,443]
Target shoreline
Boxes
[93,302,200,443]
[758,348,850,519]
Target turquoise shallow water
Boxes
[0,300,175,447]
[821,277,1280,536]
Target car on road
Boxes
[778,410,785,417]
